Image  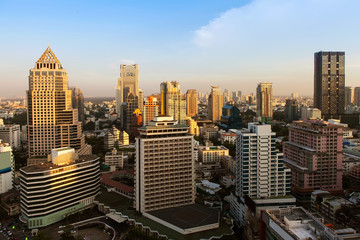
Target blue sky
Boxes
[1,0,360,98]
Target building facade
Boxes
[256,82,273,122]
[20,148,100,228]
[354,87,360,106]
[143,97,158,126]
[314,51,345,115]
[0,123,21,149]
[135,116,195,213]
[208,86,223,122]
[0,141,13,194]
[285,99,299,122]
[115,64,140,115]
[219,105,243,130]
[199,146,229,163]
[186,89,198,117]
[345,86,353,110]
[70,86,85,123]
[283,119,343,206]
[231,123,293,225]
[160,81,186,125]
[27,47,91,163]
[105,148,124,169]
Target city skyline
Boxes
[2,0,360,98]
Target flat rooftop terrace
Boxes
[21,155,98,173]
[147,203,219,230]
[95,186,232,240]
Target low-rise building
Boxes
[199,146,229,163]
[262,207,360,240]
[311,190,353,222]
[104,149,124,169]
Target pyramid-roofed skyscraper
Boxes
[27,47,91,165]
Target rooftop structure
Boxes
[262,207,360,240]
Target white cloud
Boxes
[191,0,360,95]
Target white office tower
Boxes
[231,123,294,226]
[0,141,14,194]
[20,147,100,229]
[135,116,195,213]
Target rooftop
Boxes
[21,155,99,173]
[95,186,233,240]
[147,204,219,230]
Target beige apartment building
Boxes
[199,146,229,163]
[27,47,91,165]
[186,89,198,117]
[208,86,223,122]
[135,116,195,213]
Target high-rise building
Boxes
[208,86,223,122]
[121,93,139,132]
[219,104,243,130]
[285,99,299,122]
[70,86,85,122]
[0,141,14,194]
[19,147,100,229]
[235,123,291,199]
[186,117,199,136]
[231,123,294,225]
[131,108,143,137]
[354,87,360,106]
[256,82,273,122]
[283,119,343,206]
[115,64,140,115]
[143,97,158,126]
[186,89,198,117]
[314,51,345,115]
[135,116,195,213]
[27,47,91,165]
[345,86,353,109]
[0,123,21,149]
[160,81,186,125]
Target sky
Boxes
[1,0,360,98]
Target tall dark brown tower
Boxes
[314,51,345,115]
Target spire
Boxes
[36,46,61,64]
[35,46,62,69]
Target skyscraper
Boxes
[115,64,140,117]
[27,47,91,165]
[121,92,139,133]
[70,86,85,123]
[208,86,223,122]
[256,82,273,122]
[314,51,345,115]
[345,86,353,109]
[142,97,158,126]
[284,99,299,122]
[135,116,195,213]
[355,87,360,106]
[283,119,343,206]
[160,81,186,125]
[186,89,198,117]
